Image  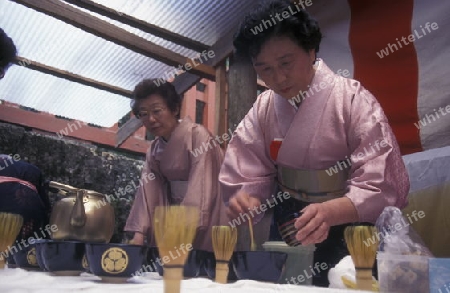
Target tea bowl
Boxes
[231,251,287,283]
[40,240,87,275]
[85,242,148,283]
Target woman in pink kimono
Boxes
[124,79,227,252]
[219,0,409,286]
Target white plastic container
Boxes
[377,252,429,293]
[262,241,316,285]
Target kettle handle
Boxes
[48,181,79,194]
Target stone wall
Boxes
[0,122,146,243]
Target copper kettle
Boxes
[48,181,115,243]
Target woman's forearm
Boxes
[321,197,359,226]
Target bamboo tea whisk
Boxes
[154,206,199,293]
[0,213,23,269]
[248,217,257,251]
[212,226,237,284]
[344,225,379,291]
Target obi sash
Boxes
[277,165,348,203]
[0,176,37,193]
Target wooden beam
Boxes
[114,115,143,148]
[204,25,237,68]
[214,63,228,143]
[228,55,264,251]
[172,25,239,96]
[14,56,132,97]
[0,103,150,154]
[170,26,239,95]
[228,54,257,131]
[12,0,215,80]
[62,0,209,52]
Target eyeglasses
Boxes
[136,107,166,120]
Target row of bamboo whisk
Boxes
[153,206,254,293]
[154,206,381,293]
[1,206,380,292]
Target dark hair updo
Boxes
[0,28,17,70]
[233,0,322,62]
[131,79,182,119]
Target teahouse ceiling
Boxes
[0,0,258,128]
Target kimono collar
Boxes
[290,59,322,110]
[155,116,193,144]
[272,59,337,140]
[273,59,337,110]
[150,116,194,174]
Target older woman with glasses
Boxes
[124,79,228,251]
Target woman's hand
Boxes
[293,197,359,245]
[129,232,144,245]
[227,190,262,222]
[294,203,331,245]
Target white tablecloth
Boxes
[0,268,369,293]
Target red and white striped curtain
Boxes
[307,0,450,155]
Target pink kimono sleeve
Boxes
[346,85,409,223]
[124,145,161,240]
[181,125,226,228]
[219,97,277,205]
[124,187,149,234]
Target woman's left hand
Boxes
[293,203,331,245]
[293,197,360,245]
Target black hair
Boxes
[233,0,322,62]
[131,79,181,119]
[0,28,17,70]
